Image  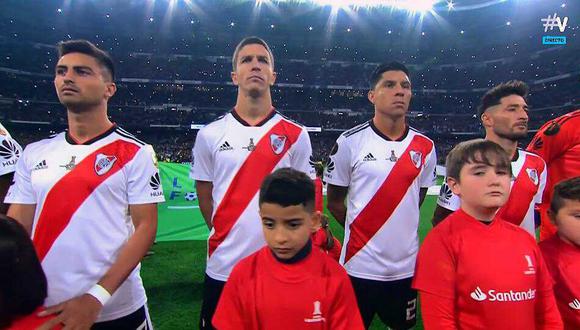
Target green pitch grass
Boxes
[141,196,437,329]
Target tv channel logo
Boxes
[541,13,569,45]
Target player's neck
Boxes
[557,232,580,249]
[485,134,518,160]
[372,114,406,140]
[67,107,114,143]
[235,91,274,126]
[461,204,498,223]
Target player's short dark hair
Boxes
[477,80,529,119]
[259,168,314,213]
[550,176,580,214]
[0,216,47,328]
[445,139,511,182]
[232,36,274,71]
[57,39,115,81]
[369,61,410,89]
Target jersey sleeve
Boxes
[4,145,35,204]
[534,247,564,329]
[413,226,456,299]
[436,180,460,211]
[324,135,351,187]
[419,291,458,329]
[420,146,437,188]
[535,160,547,205]
[0,133,23,176]
[328,269,365,330]
[126,145,165,205]
[290,128,316,179]
[526,113,579,164]
[212,266,246,330]
[190,128,214,182]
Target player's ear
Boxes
[547,208,557,225]
[447,176,461,196]
[231,71,239,86]
[367,90,375,105]
[270,71,277,86]
[480,111,492,128]
[104,82,116,100]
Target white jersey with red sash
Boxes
[437,149,546,236]
[191,110,314,281]
[5,126,164,322]
[324,122,436,281]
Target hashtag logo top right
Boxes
[541,13,569,32]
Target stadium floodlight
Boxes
[278,0,438,12]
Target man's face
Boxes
[368,70,412,119]
[54,52,115,110]
[448,160,511,214]
[260,202,318,260]
[482,94,529,141]
[550,199,580,246]
[231,44,276,98]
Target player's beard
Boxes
[60,96,102,113]
[247,87,263,99]
[495,127,528,141]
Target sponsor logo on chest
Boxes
[470,286,536,302]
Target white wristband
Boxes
[87,284,111,306]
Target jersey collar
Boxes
[369,120,409,142]
[65,124,117,145]
[231,107,276,127]
[272,239,312,264]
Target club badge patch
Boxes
[526,168,539,186]
[94,153,117,176]
[409,150,422,169]
[270,134,287,155]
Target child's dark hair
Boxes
[0,216,47,328]
[445,139,511,182]
[259,168,314,212]
[550,176,580,214]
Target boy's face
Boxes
[448,161,511,213]
[550,199,580,246]
[260,203,319,260]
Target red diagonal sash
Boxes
[497,155,543,226]
[345,135,432,263]
[208,120,303,257]
[33,140,140,261]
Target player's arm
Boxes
[196,180,214,229]
[431,205,454,227]
[39,203,159,329]
[7,203,36,234]
[419,292,457,329]
[328,272,365,330]
[534,249,564,329]
[0,172,14,215]
[326,184,348,227]
[212,268,245,329]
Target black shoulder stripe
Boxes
[343,122,370,138]
[115,129,145,146]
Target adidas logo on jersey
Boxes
[219,141,234,152]
[33,160,48,171]
[363,153,376,161]
[569,299,580,310]
[470,286,536,302]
